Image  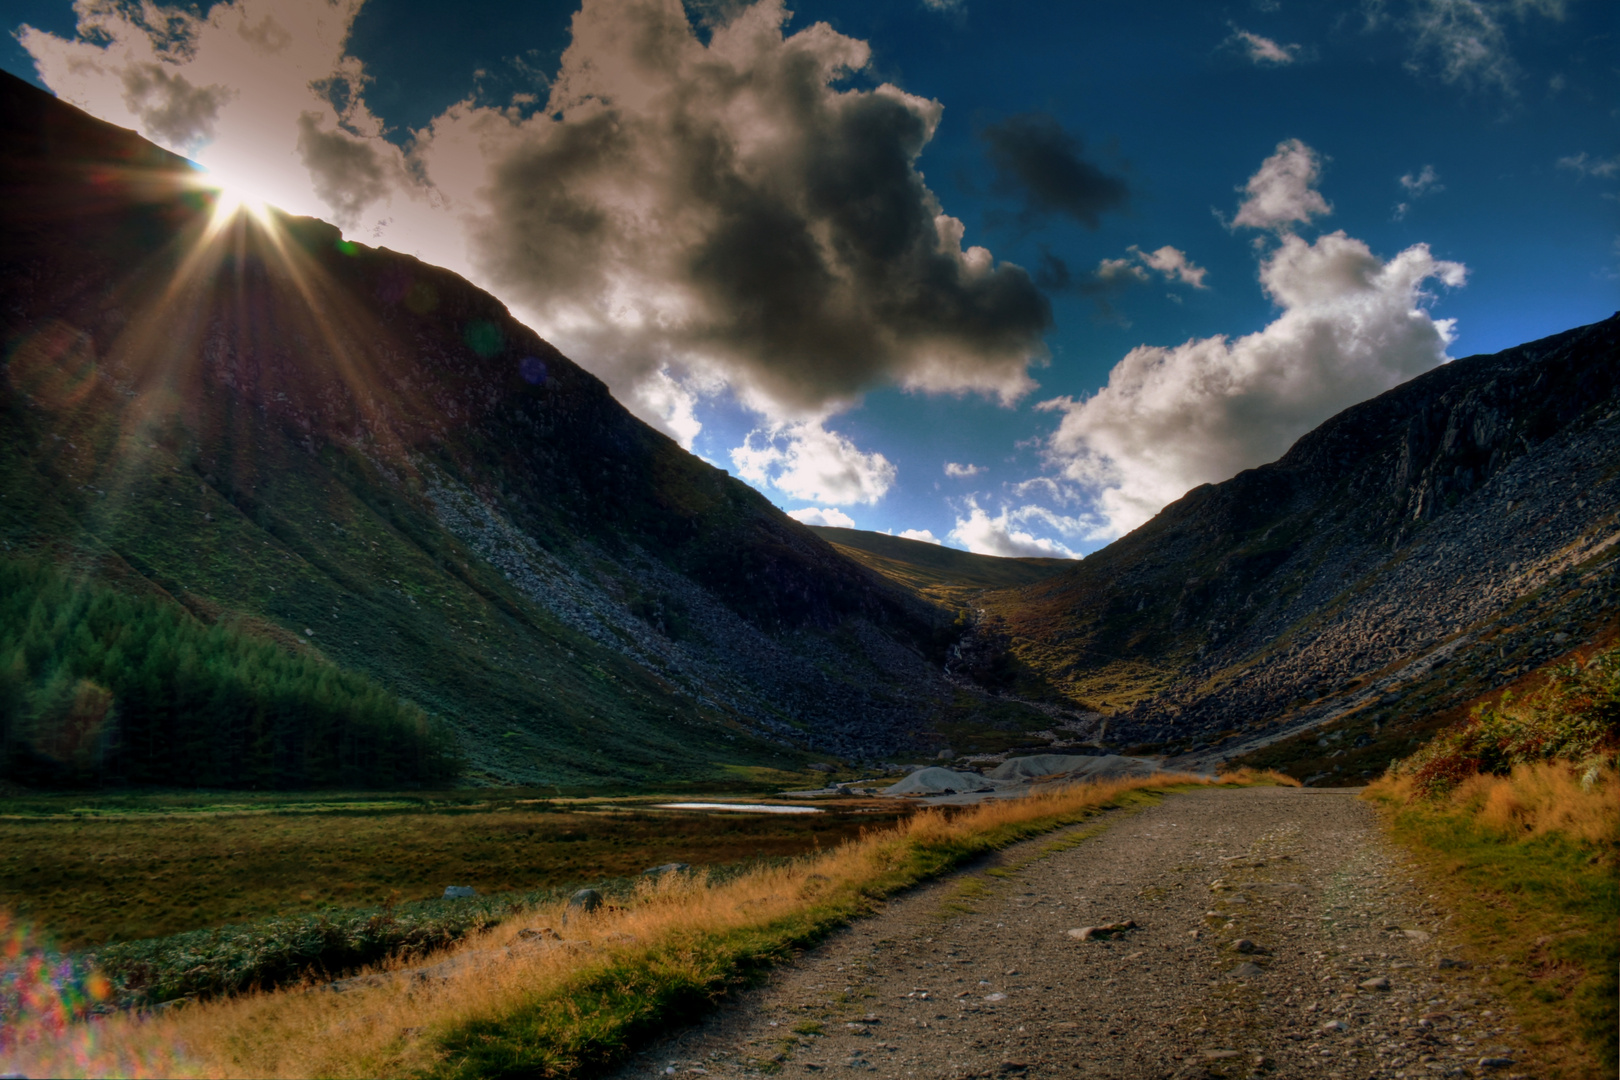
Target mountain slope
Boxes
[806,526,1070,606]
[0,70,977,786]
[978,315,1620,780]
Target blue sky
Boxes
[7,0,1616,554]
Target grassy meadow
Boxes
[0,771,1289,1079]
[1364,644,1619,1079]
[0,790,910,948]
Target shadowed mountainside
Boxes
[0,70,1031,786]
[975,314,1620,781]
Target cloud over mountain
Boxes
[732,421,897,506]
[424,0,1052,429]
[949,500,1077,558]
[1040,230,1466,538]
[20,0,397,220]
[23,0,1052,447]
[1035,142,1466,539]
[786,506,857,528]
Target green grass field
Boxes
[0,790,913,948]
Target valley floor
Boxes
[610,788,1528,1080]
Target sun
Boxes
[195,166,274,228]
[211,184,271,225]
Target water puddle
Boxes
[651,802,824,814]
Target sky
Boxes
[5,0,1616,556]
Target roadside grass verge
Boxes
[3,771,1293,1078]
[1364,646,1617,1078]
[1366,765,1618,1079]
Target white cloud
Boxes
[1403,0,1516,95]
[1394,164,1444,219]
[1558,152,1620,179]
[1040,229,1467,539]
[1231,138,1331,233]
[628,367,706,450]
[1386,0,1570,99]
[788,506,857,528]
[1010,476,1081,504]
[949,501,1077,559]
[1094,257,1150,286]
[944,462,985,478]
[22,0,1051,446]
[19,0,427,234]
[731,421,897,506]
[1399,164,1444,196]
[898,528,942,544]
[1130,245,1210,288]
[1226,28,1306,64]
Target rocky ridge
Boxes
[981,315,1619,777]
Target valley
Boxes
[4,68,1615,794]
[0,4,1616,1077]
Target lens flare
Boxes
[193,166,273,228]
[0,909,184,1078]
[209,185,270,225]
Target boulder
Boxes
[568,888,604,912]
[442,886,479,899]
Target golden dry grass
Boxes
[1364,760,1618,1078]
[1214,765,1301,787]
[5,772,1242,1079]
[1366,760,1618,844]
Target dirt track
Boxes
[610,786,1529,1080]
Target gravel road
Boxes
[610,787,1530,1080]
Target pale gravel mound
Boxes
[882,767,1001,795]
[985,754,1161,783]
[611,787,1531,1080]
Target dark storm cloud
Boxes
[421,0,1052,418]
[981,112,1130,228]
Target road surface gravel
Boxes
[610,786,1529,1080]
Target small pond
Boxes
[651,802,824,814]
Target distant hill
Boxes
[976,314,1620,782]
[806,527,1070,605]
[1,70,1053,787]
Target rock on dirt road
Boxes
[612,787,1530,1080]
